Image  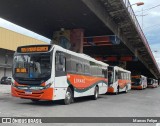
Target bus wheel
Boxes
[64,87,73,105]
[92,86,99,100]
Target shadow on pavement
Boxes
[19,96,104,106]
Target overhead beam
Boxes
[82,0,159,78]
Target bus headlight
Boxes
[30,86,44,90]
[44,83,52,89]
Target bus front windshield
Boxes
[13,52,52,82]
[132,78,141,85]
[147,79,153,85]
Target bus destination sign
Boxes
[17,45,52,53]
[15,68,27,73]
[21,46,48,53]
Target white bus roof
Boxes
[53,45,109,67]
[109,66,131,73]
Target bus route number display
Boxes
[20,46,49,53]
[15,68,27,73]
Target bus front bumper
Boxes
[147,85,157,88]
[107,87,114,93]
[11,86,53,100]
[131,85,142,89]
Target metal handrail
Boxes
[122,0,160,72]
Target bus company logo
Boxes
[2,118,11,123]
[74,78,85,84]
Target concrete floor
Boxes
[0,85,159,126]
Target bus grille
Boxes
[15,89,44,98]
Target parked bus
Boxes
[131,75,147,89]
[107,66,131,94]
[11,44,109,104]
[147,78,158,88]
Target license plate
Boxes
[25,90,32,94]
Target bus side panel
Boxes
[112,81,118,93]
[89,82,104,96]
[74,88,91,97]
[54,76,68,100]
[145,78,147,88]
[74,83,108,97]
[67,74,108,97]
[118,79,131,92]
[127,83,131,90]
[141,77,147,89]
[53,75,108,99]
[98,82,108,94]
[119,87,126,92]
[54,88,67,100]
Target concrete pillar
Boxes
[52,29,71,49]
[51,29,84,53]
[70,29,84,53]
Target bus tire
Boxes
[64,87,73,105]
[92,86,99,100]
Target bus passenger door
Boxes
[54,51,67,100]
[55,51,67,86]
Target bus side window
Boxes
[84,65,90,75]
[118,72,121,79]
[103,69,108,78]
[76,63,82,73]
[115,71,118,81]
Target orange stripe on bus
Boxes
[67,73,108,89]
[118,79,131,88]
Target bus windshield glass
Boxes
[13,52,52,81]
[147,79,153,85]
[132,78,141,85]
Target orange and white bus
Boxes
[107,66,131,94]
[147,78,158,88]
[131,75,147,89]
[11,44,109,104]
